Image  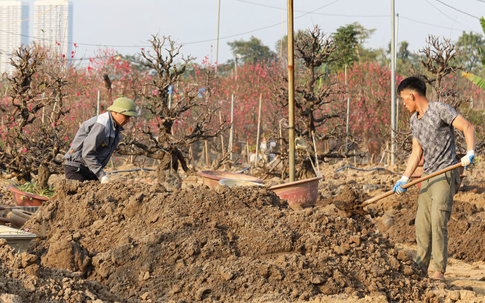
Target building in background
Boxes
[33,0,73,56]
[0,0,29,74]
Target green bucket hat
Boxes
[107,97,138,117]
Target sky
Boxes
[21,0,485,65]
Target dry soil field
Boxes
[1,159,485,303]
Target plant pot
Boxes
[8,185,49,207]
[219,179,265,188]
[269,176,322,210]
[197,170,263,190]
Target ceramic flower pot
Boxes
[197,170,263,190]
[269,176,322,210]
[218,179,265,188]
[8,185,49,207]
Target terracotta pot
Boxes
[8,185,49,207]
[197,170,263,190]
[270,176,322,210]
[219,179,265,188]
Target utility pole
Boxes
[287,0,295,181]
[395,13,400,131]
[215,0,221,70]
[280,0,284,58]
[390,0,396,165]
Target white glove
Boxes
[393,176,409,195]
[461,150,475,168]
[100,175,110,184]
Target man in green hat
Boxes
[64,97,138,183]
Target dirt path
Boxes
[398,243,485,292]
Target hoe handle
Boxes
[360,163,463,208]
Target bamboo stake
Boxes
[386,141,391,166]
[279,119,283,154]
[188,146,193,166]
[205,140,210,168]
[219,111,226,170]
[312,131,322,181]
[218,111,225,154]
[229,94,234,160]
[246,141,250,166]
[254,93,263,166]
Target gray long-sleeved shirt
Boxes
[64,112,123,179]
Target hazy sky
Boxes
[22,0,485,65]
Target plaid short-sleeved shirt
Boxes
[410,102,459,174]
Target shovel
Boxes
[337,162,463,212]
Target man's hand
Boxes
[101,175,110,184]
[461,150,475,169]
[393,176,409,195]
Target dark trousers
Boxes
[64,165,99,182]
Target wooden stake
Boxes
[279,119,283,154]
[205,140,209,168]
[218,112,225,150]
[386,141,390,166]
[254,93,263,166]
[219,111,226,169]
[246,141,250,166]
[188,145,193,165]
[229,94,234,160]
[312,131,321,180]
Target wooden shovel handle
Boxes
[360,162,463,207]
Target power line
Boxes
[0,0,68,26]
[424,0,478,33]
[399,16,476,32]
[0,29,151,48]
[181,0,342,44]
[235,0,388,18]
[0,1,343,49]
[0,1,480,52]
[435,0,480,19]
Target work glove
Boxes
[461,150,475,169]
[100,175,110,184]
[393,176,409,195]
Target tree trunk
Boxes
[296,158,316,180]
[156,147,190,190]
[37,164,50,189]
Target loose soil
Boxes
[1,161,485,302]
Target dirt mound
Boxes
[0,239,123,302]
[16,179,455,302]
